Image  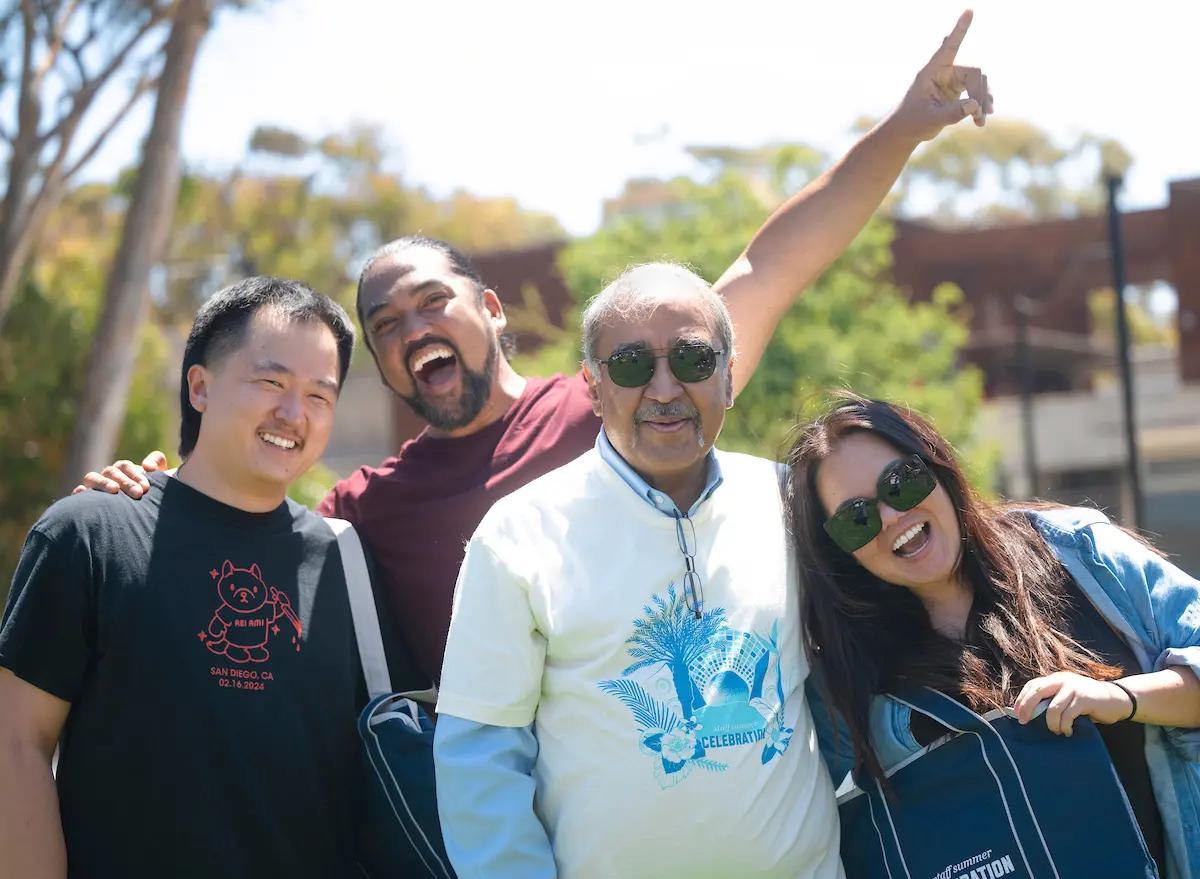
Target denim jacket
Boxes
[809,506,1200,879]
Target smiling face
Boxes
[358,245,505,432]
[187,307,340,502]
[815,431,962,592]
[586,293,733,491]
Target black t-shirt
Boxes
[0,471,423,879]
[909,576,1167,875]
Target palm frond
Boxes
[598,678,678,732]
[621,655,665,676]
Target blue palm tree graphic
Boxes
[620,582,729,720]
[600,584,797,784]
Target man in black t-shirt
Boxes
[0,277,419,878]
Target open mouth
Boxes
[409,344,460,390]
[893,522,932,559]
[259,431,300,452]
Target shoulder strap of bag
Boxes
[326,517,392,699]
[889,686,1002,734]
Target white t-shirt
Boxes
[437,448,843,879]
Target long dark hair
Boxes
[786,392,1124,783]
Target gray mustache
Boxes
[635,401,700,425]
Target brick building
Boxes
[889,177,1200,572]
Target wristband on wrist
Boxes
[1110,679,1138,722]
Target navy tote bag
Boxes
[836,687,1157,879]
[327,518,457,879]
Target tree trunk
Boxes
[0,169,72,331]
[671,659,698,719]
[0,7,47,331]
[0,2,169,331]
[0,215,38,329]
[57,0,212,495]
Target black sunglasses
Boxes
[599,342,724,389]
[823,455,937,554]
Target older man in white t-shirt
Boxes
[433,263,843,879]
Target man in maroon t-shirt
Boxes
[77,24,992,683]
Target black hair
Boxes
[178,276,356,458]
[355,235,516,359]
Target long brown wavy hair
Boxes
[786,393,1125,784]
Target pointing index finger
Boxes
[931,9,974,66]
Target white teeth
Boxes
[260,432,296,450]
[893,523,926,552]
[411,346,455,373]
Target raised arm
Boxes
[717,10,992,396]
[0,668,70,879]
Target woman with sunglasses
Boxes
[786,393,1200,879]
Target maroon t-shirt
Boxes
[318,373,601,683]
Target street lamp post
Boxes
[1014,295,1039,498]
[1104,175,1145,529]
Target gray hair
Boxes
[581,262,736,372]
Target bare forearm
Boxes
[0,746,66,879]
[742,115,918,294]
[712,12,989,395]
[730,8,990,302]
[1119,668,1200,729]
[716,116,922,393]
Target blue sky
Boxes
[79,0,1199,236]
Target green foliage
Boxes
[1088,288,1177,347]
[565,172,771,291]
[0,280,174,602]
[287,460,339,511]
[722,228,985,459]
[520,169,993,486]
[1,124,570,604]
[506,333,580,377]
[893,119,1134,225]
[159,126,565,356]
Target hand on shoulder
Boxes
[70,451,171,500]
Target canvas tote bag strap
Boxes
[878,688,1060,878]
[891,687,997,734]
[326,517,393,699]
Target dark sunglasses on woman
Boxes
[599,341,724,388]
[823,455,938,553]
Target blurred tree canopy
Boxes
[848,116,1134,227]
[1088,287,1177,348]
[0,184,174,592]
[0,0,258,330]
[158,124,563,331]
[514,162,991,481]
[0,124,564,598]
[61,0,220,496]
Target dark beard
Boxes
[395,332,498,432]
